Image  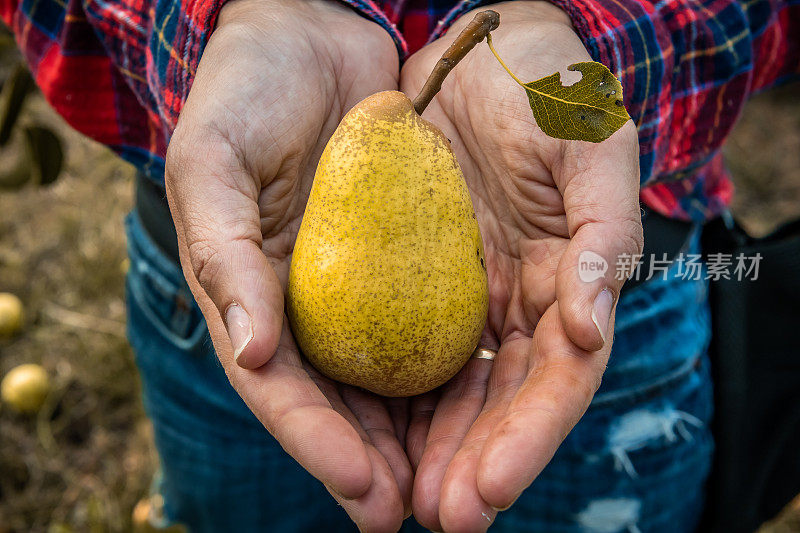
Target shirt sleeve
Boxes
[547,0,799,187]
[545,0,799,219]
[0,0,230,176]
[2,0,797,203]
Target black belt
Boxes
[629,207,697,290]
[134,173,694,291]
[135,173,180,264]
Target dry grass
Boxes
[0,47,797,532]
[0,93,155,532]
[726,83,800,235]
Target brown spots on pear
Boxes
[287,91,488,397]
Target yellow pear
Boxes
[287,91,488,397]
[1,363,50,413]
[0,292,24,338]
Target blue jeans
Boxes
[125,211,713,533]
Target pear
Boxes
[287,91,488,397]
[1,363,50,413]
[0,292,24,338]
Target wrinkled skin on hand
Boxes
[399,3,642,531]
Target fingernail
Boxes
[490,492,520,512]
[591,288,614,344]
[225,302,253,365]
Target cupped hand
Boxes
[164,1,412,530]
[400,3,644,531]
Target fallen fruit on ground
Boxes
[0,292,23,338]
[132,498,153,531]
[1,363,50,413]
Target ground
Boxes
[0,45,798,532]
[725,84,800,236]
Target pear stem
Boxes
[412,10,500,115]
[485,34,525,87]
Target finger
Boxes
[433,336,528,530]
[167,134,384,516]
[313,380,407,530]
[476,303,610,509]
[308,372,407,529]
[404,327,497,472]
[185,250,375,503]
[439,441,496,533]
[165,133,282,369]
[520,236,566,323]
[385,397,409,444]
[411,357,493,531]
[341,387,414,517]
[406,391,438,471]
[230,324,374,500]
[327,446,405,533]
[555,122,643,351]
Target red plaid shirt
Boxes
[1,0,798,220]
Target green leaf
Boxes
[522,62,630,143]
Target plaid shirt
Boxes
[1,0,798,220]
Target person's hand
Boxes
[164,1,412,530]
[400,3,643,530]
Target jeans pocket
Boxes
[501,359,714,533]
[566,354,714,466]
[125,212,207,354]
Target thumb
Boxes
[165,133,283,369]
[555,123,643,352]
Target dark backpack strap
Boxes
[135,173,180,265]
[701,214,800,532]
